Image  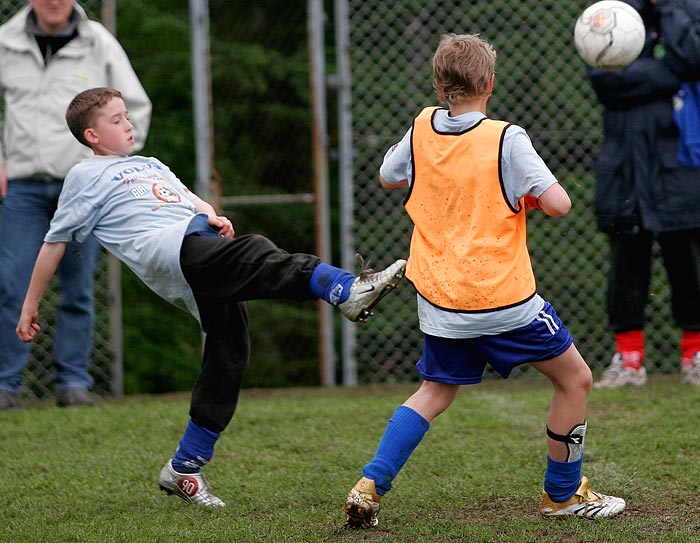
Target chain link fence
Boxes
[0,0,116,399]
[2,0,683,395]
[345,0,678,383]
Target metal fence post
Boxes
[308,0,336,386]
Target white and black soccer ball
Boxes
[574,0,645,70]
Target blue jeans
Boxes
[0,178,98,394]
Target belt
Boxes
[29,174,62,182]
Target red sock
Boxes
[615,330,644,369]
[680,330,700,365]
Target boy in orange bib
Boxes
[344,34,626,528]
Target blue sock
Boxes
[543,455,584,501]
[362,406,430,495]
[309,263,355,305]
[171,419,220,474]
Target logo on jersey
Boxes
[130,185,148,198]
[152,183,181,204]
[110,162,163,183]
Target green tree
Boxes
[115,0,319,393]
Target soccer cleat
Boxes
[540,476,626,518]
[344,476,382,528]
[158,460,226,507]
[593,353,647,388]
[339,258,406,322]
[681,352,700,385]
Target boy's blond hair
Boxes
[432,34,496,104]
[66,87,123,147]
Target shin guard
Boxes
[546,421,587,462]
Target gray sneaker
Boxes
[0,390,21,410]
[56,387,98,407]
[339,259,407,322]
[158,460,226,507]
[594,353,647,389]
[681,352,700,385]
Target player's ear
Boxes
[487,73,495,93]
[434,82,446,103]
[84,128,99,145]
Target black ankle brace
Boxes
[546,421,587,462]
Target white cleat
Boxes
[158,460,226,507]
[339,259,406,322]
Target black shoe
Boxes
[56,388,98,407]
[0,390,21,410]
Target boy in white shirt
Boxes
[16,86,406,507]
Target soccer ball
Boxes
[573,0,645,70]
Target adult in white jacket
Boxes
[0,0,151,409]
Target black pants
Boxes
[607,228,700,333]
[179,234,321,432]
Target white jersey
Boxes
[381,109,559,338]
[45,155,203,320]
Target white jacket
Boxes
[0,4,151,179]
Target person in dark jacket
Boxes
[588,0,700,387]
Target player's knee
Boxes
[248,233,277,250]
[572,362,593,394]
[557,360,592,396]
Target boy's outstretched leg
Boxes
[180,234,406,323]
[533,345,626,518]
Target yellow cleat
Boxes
[344,476,382,528]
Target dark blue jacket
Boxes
[588,0,700,233]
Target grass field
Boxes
[3,376,700,543]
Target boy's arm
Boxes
[379,130,412,190]
[529,183,571,217]
[192,198,235,238]
[380,175,408,190]
[16,242,66,342]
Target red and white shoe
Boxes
[158,460,225,507]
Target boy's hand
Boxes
[0,164,8,198]
[16,308,41,342]
[208,215,235,238]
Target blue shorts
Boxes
[416,302,574,385]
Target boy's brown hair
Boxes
[66,87,123,147]
[432,34,496,104]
